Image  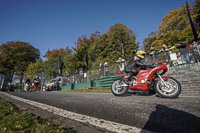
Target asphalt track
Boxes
[1,91,200,133]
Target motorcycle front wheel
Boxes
[154,78,181,98]
[111,80,128,96]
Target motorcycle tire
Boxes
[154,77,181,98]
[111,80,128,96]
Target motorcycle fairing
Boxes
[129,62,168,91]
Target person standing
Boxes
[116,57,126,72]
[99,63,103,78]
[161,44,175,64]
[190,42,200,63]
[176,42,191,63]
[104,61,109,76]
[148,46,159,61]
[79,68,84,83]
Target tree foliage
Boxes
[43,48,65,59]
[0,41,40,82]
[23,60,43,80]
[193,0,200,30]
[143,0,200,51]
[2,24,139,81]
[74,24,139,70]
[40,47,75,80]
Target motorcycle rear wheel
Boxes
[111,80,128,96]
[154,77,181,98]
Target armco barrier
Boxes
[99,76,119,89]
[61,80,92,90]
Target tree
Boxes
[143,1,200,51]
[72,24,139,71]
[24,60,43,80]
[106,23,138,61]
[193,0,200,30]
[43,48,65,59]
[0,41,40,83]
[63,47,76,74]
[43,58,60,80]
[43,47,75,79]
[72,35,92,71]
[43,48,66,76]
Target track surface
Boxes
[3,92,200,133]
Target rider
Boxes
[125,50,148,81]
[25,78,31,84]
[32,76,40,91]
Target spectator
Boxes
[116,57,126,72]
[25,78,31,84]
[104,61,109,76]
[160,44,175,65]
[147,46,159,61]
[79,68,84,83]
[190,42,200,63]
[99,63,103,78]
[176,42,191,63]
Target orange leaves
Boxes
[44,48,65,59]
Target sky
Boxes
[0,0,195,58]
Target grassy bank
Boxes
[0,96,73,133]
[65,87,111,93]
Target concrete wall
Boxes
[165,63,200,96]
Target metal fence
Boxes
[60,41,200,85]
[146,41,200,65]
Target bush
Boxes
[13,83,24,90]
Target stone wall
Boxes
[165,63,200,96]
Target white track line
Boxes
[0,92,151,133]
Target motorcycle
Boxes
[111,61,181,98]
[24,82,31,91]
[31,78,40,92]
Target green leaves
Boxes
[24,60,44,80]
[0,41,40,82]
[144,0,200,51]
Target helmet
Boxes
[136,50,146,59]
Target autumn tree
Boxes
[24,60,43,80]
[72,34,95,71]
[62,47,76,74]
[143,1,200,51]
[42,47,75,79]
[0,41,40,83]
[73,24,138,71]
[106,23,138,61]
[43,58,60,80]
[193,0,200,30]
[43,48,66,76]
[88,24,138,69]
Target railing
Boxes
[61,42,200,86]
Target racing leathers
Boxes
[125,56,148,76]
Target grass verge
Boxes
[64,87,111,93]
[0,96,73,133]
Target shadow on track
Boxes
[141,104,200,133]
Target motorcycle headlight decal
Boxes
[141,79,146,83]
